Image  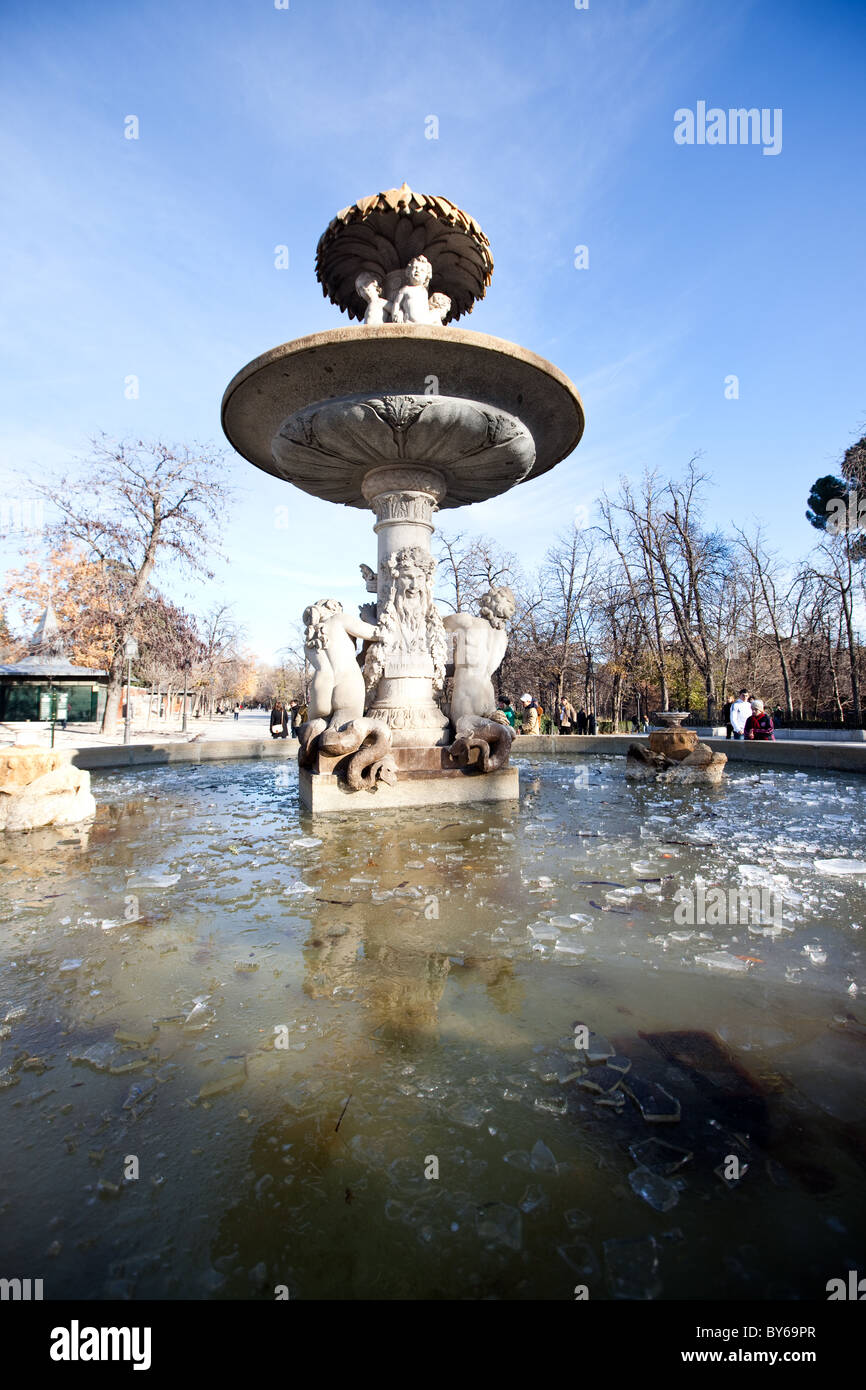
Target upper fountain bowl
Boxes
[652,711,692,729]
[221,324,585,509]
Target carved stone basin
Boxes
[221,323,584,508]
[271,393,535,508]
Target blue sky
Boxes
[2,0,864,660]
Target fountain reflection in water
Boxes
[0,754,864,1300]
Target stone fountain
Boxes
[626,712,727,786]
[222,185,584,811]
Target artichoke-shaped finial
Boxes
[315,184,494,325]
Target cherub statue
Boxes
[356,270,388,325]
[382,268,406,316]
[428,292,451,325]
[388,255,434,323]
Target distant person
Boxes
[722,694,734,740]
[559,697,576,735]
[576,707,588,736]
[745,698,775,741]
[288,698,300,736]
[519,693,540,735]
[730,689,751,740]
[270,700,289,739]
[588,711,597,735]
[498,698,516,728]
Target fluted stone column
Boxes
[360,464,445,602]
[360,464,451,746]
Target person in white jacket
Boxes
[730,689,752,739]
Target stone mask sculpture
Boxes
[365,546,448,697]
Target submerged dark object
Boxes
[639,1029,769,1137]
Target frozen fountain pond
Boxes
[0,753,864,1299]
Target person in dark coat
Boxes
[722,695,733,740]
[270,700,289,739]
[745,698,775,741]
[576,707,588,735]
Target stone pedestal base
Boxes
[648,728,698,761]
[363,699,452,749]
[625,740,727,786]
[300,745,519,814]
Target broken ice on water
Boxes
[604,1236,662,1300]
[1,751,863,1300]
[694,951,753,974]
[530,1139,558,1174]
[476,1202,522,1252]
[628,1167,681,1212]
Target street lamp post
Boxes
[181,659,191,735]
[123,636,139,745]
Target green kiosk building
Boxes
[0,604,107,724]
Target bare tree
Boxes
[804,535,862,721]
[733,525,795,715]
[598,476,672,710]
[541,526,600,712]
[32,437,231,735]
[434,531,519,612]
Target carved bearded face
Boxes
[395,563,426,610]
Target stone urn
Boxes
[648,712,696,763]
